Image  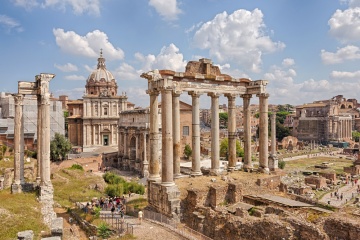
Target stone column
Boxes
[161,86,174,186]
[241,94,253,170]
[118,128,122,156]
[189,91,202,176]
[172,91,181,178]
[36,95,42,183]
[209,92,220,174]
[226,94,237,171]
[38,73,55,187]
[143,132,149,178]
[12,94,24,191]
[124,129,128,158]
[258,93,269,172]
[271,113,276,156]
[135,130,139,160]
[149,91,161,181]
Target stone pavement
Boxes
[320,181,360,207]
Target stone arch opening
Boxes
[129,136,136,159]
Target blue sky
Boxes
[1,0,360,108]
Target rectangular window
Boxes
[183,126,189,136]
[104,107,108,115]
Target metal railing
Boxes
[143,210,213,240]
[100,212,133,235]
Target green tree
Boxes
[219,112,228,127]
[97,222,112,239]
[50,133,72,161]
[184,144,192,159]
[352,131,360,142]
[220,138,244,159]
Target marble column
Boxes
[36,94,42,183]
[143,132,149,178]
[149,91,161,181]
[258,93,269,172]
[13,94,24,189]
[38,73,55,187]
[271,113,276,156]
[161,86,174,186]
[124,130,128,158]
[241,94,253,170]
[189,91,202,176]
[135,130,139,160]
[172,91,181,178]
[209,92,220,174]
[226,94,237,171]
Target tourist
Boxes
[138,210,143,225]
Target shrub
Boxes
[97,222,112,239]
[103,172,126,184]
[69,164,84,170]
[184,144,192,159]
[278,160,286,169]
[105,184,124,197]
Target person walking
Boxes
[138,210,143,225]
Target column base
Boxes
[227,167,235,173]
[148,174,161,182]
[243,164,253,172]
[161,181,175,187]
[190,170,203,177]
[258,167,270,174]
[11,183,22,194]
[210,168,221,176]
[174,173,183,179]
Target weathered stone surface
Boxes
[51,217,63,236]
[323,217,360,240]
[41,237,61,240]
[17,230,34,240]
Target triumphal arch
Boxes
[141,58,270,218]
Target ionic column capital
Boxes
[13,94,24,105]
[207,92,221,98]
[189,91,202,98]
[172,90,182,97]
[256,93,270,99]
[146,89,160,96]
[240,94,252,99]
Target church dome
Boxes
[86,50,116,83]
[85,50,118,96]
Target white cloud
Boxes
[321,45,360,64]
[113,63,141,81]
[149,0,182,21]
[13,0,100,16]
[330,70,360,79]
[53,28,124,61]
[54,63,78,72]
[12,0,39,10]
[348,0,360,8]
[300,79,330,92]
[328,7,360,42]
[264,60,297,89]
[0,15,23,33]
[64,74,86,81]
[192,9,285,72]
[136,43,187,72]
[282,58,295,67]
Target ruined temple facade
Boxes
[292,95,358,143]
[66,52,128,151]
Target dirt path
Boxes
[54,208,88,240]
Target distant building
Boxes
[292,95,357,143]
[0,92,64,150]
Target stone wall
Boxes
[319,172,336,182]
[323,217,360,240]
[305,176,327,189]
[256,175,281,190]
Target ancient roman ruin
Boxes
[140,59,273,217]
[11,73,62,233]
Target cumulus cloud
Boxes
[53,28,124,60]
[64,74,86,81]
[328,7,360,42]
[330,70,360,79]
[149,0,182,21]
[114,63,141,81]
[300,79,330,92]
[54,63,78,72]
[0,15,23,33]
[321,45,360,64]
[135,43,187,72]
[264,60,297,89]
[282,58,295,67]
[12,0,101,16]
[192,9,285,72]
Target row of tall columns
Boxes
[336,119,352,140]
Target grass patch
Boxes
[52,169,103,208]
[0,190,49,239]
[284,157,353,174]
[126,197,148,210]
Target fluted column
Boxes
[209,92,220,174]
[13,94,24,188]
[149,90,161,181]
[143,132,149,177]
[36,94,42,183]
[161,86,174,186]
[189,91,202,176]
[241,94,253,170]
[258,93,269,172]
[37,73,55,187]
[172,91,181,178]
[226,93,237,171]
